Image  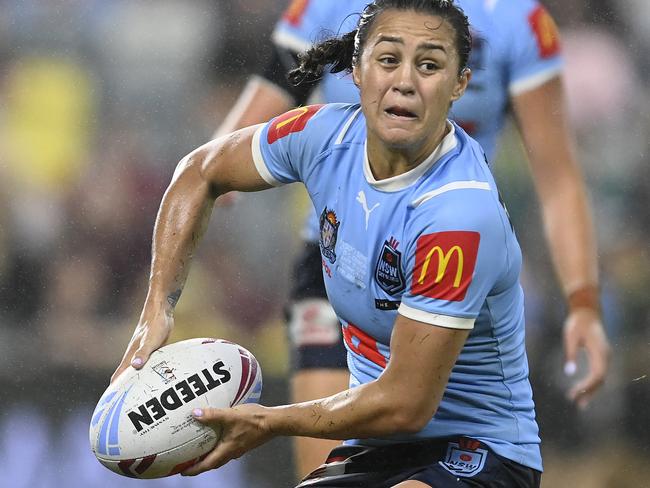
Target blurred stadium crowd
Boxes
[0,1,648,486]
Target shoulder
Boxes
[493,0,561,51]
[253,103,362,186]
[410,180,499,235]
[264,103,362,148]
[409,128,500,233]
[253,102,363,186]
[487,0,562,93]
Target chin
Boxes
[383,138,415,150]
[378,129,420,150]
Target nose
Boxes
[392,64,416,96]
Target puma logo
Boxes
[356,190,380,230]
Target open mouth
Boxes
[385,106,418,119]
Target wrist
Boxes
[567,284,601,315]
[263,405,295,437]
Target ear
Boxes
[352,64,361,88]
[451,68,471,102]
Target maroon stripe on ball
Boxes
[244,359,258,400]
[117,459,138,478]
[232,352,251,406]
[135,454,157,474]
[235,351,259,405]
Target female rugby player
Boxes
[115,1,557,486]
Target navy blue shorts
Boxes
[295,437,541,488]
[287,242,347,371]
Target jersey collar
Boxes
[363,121,458,192]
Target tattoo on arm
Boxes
[167,289,182,308]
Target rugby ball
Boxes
[89,338,262,478]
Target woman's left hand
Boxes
[182,403,274,476]
[563,308,610,409]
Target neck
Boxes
[366,122,450,180]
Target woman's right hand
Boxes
[111,308,174,383]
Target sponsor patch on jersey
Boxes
[320,207,340,264]
[375,237,405,295]
[438,440,488,478]
[528,5,561,59]
[374,299,400,311]
[338,240,368,289]
[410,231,480,302]
[283,0,310,26]
[267,104,324,144]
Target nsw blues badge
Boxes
[438,438,488,478]
[375,237,405,295]
[320,207,340,264]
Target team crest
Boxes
[319,207,340,264]
[375,237,405,295]
[438,440,488,478]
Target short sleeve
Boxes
[398,185,509,330]
[502,0,564,96]
[252,103,357,187]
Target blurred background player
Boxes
[213,0,610,478]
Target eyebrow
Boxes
[374,35,447,53]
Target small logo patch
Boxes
[410,231,480,302]
[320,207,340,264]
[375,237,405,295]
[282,0,310,26]
[152,361,176,384]
[528,5,561,59]
[374,299,400,311]
[356,190,380,230]
[267,104,323,144]
[438,441,488,478]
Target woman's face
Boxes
[353,9,470,153]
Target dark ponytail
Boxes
[288,30,357,86]
[289,0,471,86]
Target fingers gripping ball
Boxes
[89,338,262,478]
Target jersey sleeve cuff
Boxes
[251,125,285,187]
[271,30,312,54]
[508,65,562,96]
[398,302,475,330]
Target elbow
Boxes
[389,401,437,434]
[172,152,219,199]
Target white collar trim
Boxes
[363,122,457,192]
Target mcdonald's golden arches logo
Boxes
[411,231,480,301]
[267,104,324,144]
[283,0,310,26]
[528,5,561,59]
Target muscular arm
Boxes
[184,316,469,473]
[112,126,271,381]
[512,76,597,297]
[268,316,468,439]
[511,76,610,406]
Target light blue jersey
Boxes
[251,103,542,471]
[274,0,563,241]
